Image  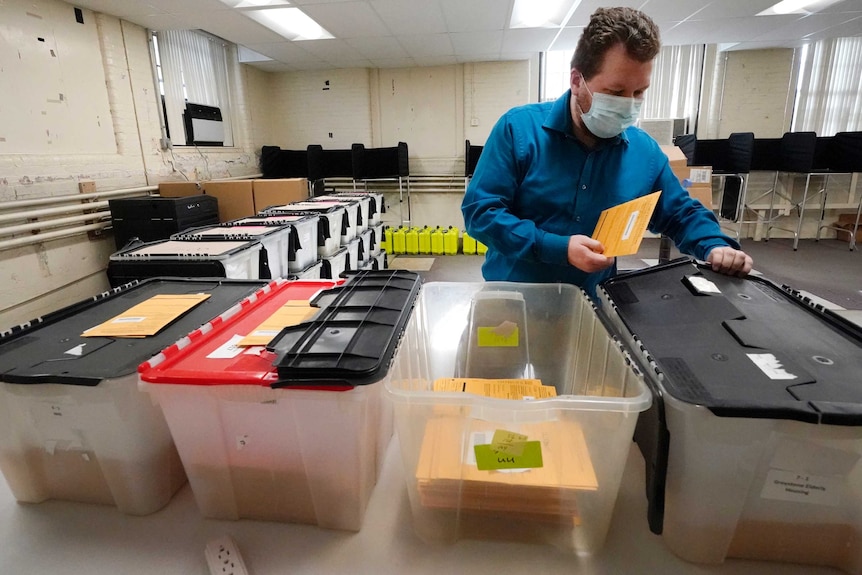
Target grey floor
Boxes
[389,236,862,310]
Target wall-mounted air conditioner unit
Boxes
[639,118,687,146]
[183,103,224,146]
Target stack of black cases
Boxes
[597,258,862,572]
[109,194,219,250]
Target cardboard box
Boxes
[253,178,310,211]
[158,181,203,198]
[687,183,713,210]
[202,180,255,222]
[835,222,862,243]
[660,145,713,210]
[201,179,310,223]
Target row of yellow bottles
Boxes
[379,226,487,255]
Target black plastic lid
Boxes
[267,270,421,387]
[601,258,862,424]
[0,278,269,386]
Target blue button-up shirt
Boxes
[461,90,738,297]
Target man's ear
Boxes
[570,68,582,90]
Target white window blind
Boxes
[155,30,234,147]
[640,44,704,126]
[794,37,862,136]
[540,44,704,129]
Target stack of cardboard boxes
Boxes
[661,145,713,210]
[159,178,310,223]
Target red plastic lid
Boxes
[139,279,341,389]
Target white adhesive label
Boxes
[621,210,640,240]
[64,343,86,356]
[688,275,721,294]
[689,168,712,184]
[761,469,841,506]
[207,335,246,359]
[747,353,797,380]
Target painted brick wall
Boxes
[718,48,795,138]
[266,68,373,150]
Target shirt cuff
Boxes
[539,231,571,265]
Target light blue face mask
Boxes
[579,78,643,139]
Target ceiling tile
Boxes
[370,0,448,35]
[501,28,559,53]
[191,11,287,43]
[396,33,454,58]
[302,2,391,38]
[548,26,584,52]
[368,56,417,68]
[449,31,503,54]
[439,0,510,33]
[344,36,409,59]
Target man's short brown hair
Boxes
[571,7,661,79]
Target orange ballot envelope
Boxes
[591,191,661,258]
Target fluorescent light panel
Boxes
[245,7,334,41]
[220,0,290,8]
[510,0,577,29]
[757,0,842,16]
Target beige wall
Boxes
[716,49,796,138]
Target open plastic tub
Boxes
[139,271,421,530]
[0,277,268,515]
[385,281,650,554]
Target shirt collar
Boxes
[544,89,629,147]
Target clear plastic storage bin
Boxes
[321,246,349,280]
[225,214,319,273]
[385,282,650,554]
[106,239,265,287]
[263,203,346,257]
[598,259,862,574]
[0,277,268,515]
[173,224,294,279]
[139,271,421,530]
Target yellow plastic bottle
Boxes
[393,226,407,255]
[477,240,488,255]
[444,225,459,255]
[418,226,432,254]
[381,226,393,254]
[430,226,445,255]
[406,226,420,255]
[462,230,477,255]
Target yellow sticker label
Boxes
[477,323,519,347]
[491,429,529,456]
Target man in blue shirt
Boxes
[462,6,752,297]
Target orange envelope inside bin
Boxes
[592,191,661,258]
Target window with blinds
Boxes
[151,30,234,147]
[793,37,862,136]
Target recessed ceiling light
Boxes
[245,7,333,41]
[219,0,291,8]
[757,0,842,16]
[510,0,580,29]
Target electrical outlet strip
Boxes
[205,535,250,575]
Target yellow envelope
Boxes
[237,300,318,346]
[82,293,211,338]
[592,191,662,258]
